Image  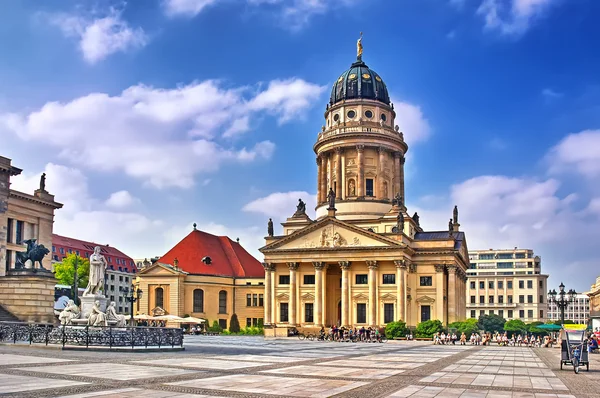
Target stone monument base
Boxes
[80,295,108,319]
[0,270,56,323]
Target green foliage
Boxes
[478,314,506,332]
[554,320,574,325]
[208,320,223,333]
[238,326,263,335]
[257,318,264,328]
[415,319,443,338]
[54,254,90,288]
[504,319,527,334]
[528,321,545,335]
[229,313,241,333]
[449,318,480,335]
[385,320,408,339]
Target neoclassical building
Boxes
[260,45,469,330]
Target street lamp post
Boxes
[120,285,143,326]
[548,282,577,325]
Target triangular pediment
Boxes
[416,295,435,304]
[301,292,315,301]
[276,292,289,300]
[380,293,396,301]
[352,293,369,302]
[139,262,186,276]
[260,217,403,252]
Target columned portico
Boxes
[262,262,274,325]
[367,260,378,326]
[339,261,350,327]
[287,262,299,326]
[313,261,325,327]
[395,259,407,322]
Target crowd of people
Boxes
[318,325,388,342]
[433,331,554,347]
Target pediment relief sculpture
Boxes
[416,295,435,304]
[301,292,315,302]
[347,158,356,166]
[380,293,396,302]
[352,293,369,302]
[276,292,290,300]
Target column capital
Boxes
[312,261,325,270]
[287,262,299,271]
[262,262,275,272]
[446,264,458,273]
[366,260,378,269]
[335,147,343,154]
[356,144,365,152]
[394,259,408,269]
[394,151,402,159]
[377,145,386,153]
[338,261,351,270]
[434,264,446,273]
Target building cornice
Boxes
[9,190,63,209]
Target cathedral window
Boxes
[364,110,373,119]
[382,274,395,284]
[420,276,432,286]
[155,287,164,308]
[193,289,204,312]
[384,303,394,324]
[279,275,290,285]
[380,113,387,122]
[219,290,227,314]
[365,178,374,196]
[356,303,367,323]
[280,303,289,322]
[305,303,314,323]
[347,110,356,119]
[355,274,368,284]
[304,275,315,285]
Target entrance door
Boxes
[421,305,431,322]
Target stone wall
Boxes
[0,165,10,276]
[0,272,57,323]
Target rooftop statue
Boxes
[397,212,404,234]
[412,212,420,227]
[357,32,363,60]
[40,172,46,191]
[295,199,306,215]
[453,205,459,224]
[327,187,336,210]
[267,218,274,237]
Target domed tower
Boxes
[314,39,407,220]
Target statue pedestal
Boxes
[80,295,107,319]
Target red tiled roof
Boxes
[157,229,264,278]
[52,234,135,273]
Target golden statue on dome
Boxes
[357,31,363,60]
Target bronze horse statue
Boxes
[15,239,49,270]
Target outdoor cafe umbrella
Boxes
[153,315,185,321]
[173,316,205,324]
[535,324,562,331]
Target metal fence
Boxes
[0,321,184,349]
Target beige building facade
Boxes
[587,276,600,331]
[260,48,470,330]
[0,156,62,322]
[466,248,548,322]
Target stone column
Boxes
[327,154,333,194]
[367,260,378,326]
[378,147,385,199]
[434,264,446,323]
[316,157,322,205]
[394,260,407,321]
[262,263,274,325]
[341,151,347,200]
[313,261,325,327]
[394,152,402,198]
[447,264,457,323]
[320,154,328,204]
[400,155,406,203]
[339,261,351,327]
[322,264,328,325]
[287,262,299,326]
[357,145,365,197]
[335,148,342,199]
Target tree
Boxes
[229,314,241,333]
[504,319,527,335]
[554,320,574,325]
[415,319,443,338]
[54,254,90,288]
[208,320,223,333]
[385,320,408,339]
[478,314,506,332]
[449,318,479,335]
[528,321,545,335]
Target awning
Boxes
[536,324,562,331]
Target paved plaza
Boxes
[0,337,600,397]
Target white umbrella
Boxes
[173,316,205,324]
[153,315,184,321]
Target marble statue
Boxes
[106,301,126,327]
[413,212,420,227]
[88,300,108,326]
[296,199,306,215]
[59,300,80,325]
[40,173,46,191]
[453,205,459,224]
[449,218,453,233]
[267,218,274,237]
[392,192,403,207]
[397,212,404,234]
[84,246,107,296]
[348,179,356,196]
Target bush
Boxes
[504,319,527,335]
[385,320,408,339]
[208,320,223,333]
[478,314,506,333]
[229,314,241,333]
[239,326,263,335]
[449,318,479,335]
[415,319,443,338]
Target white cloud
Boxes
[542,88,563,99]
[243,191,317,221]
[1,78,323,189]
[105,190,139,209]
[223,116,250,138]
[391,99,432,144]
[47,8,148,64]
[163,0,219,17]
[476,0,555,36]
[547,130,600,178]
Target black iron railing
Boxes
[0,321,184,349]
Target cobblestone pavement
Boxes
[0,336,597,397]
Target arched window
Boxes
[219,290,227,314]
[155,287,164,308]
[193,289,204,313]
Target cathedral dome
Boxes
[329,59,390,106]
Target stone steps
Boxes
[0,304,20,322]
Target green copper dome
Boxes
[329,59,390,106]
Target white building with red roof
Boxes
[136,225,265,329]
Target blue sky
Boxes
[2,0,600,292]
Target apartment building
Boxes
[547,293,589,325]
[466,248,548,322]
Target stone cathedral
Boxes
[260,42,469,332]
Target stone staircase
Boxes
[0,304,19,322]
